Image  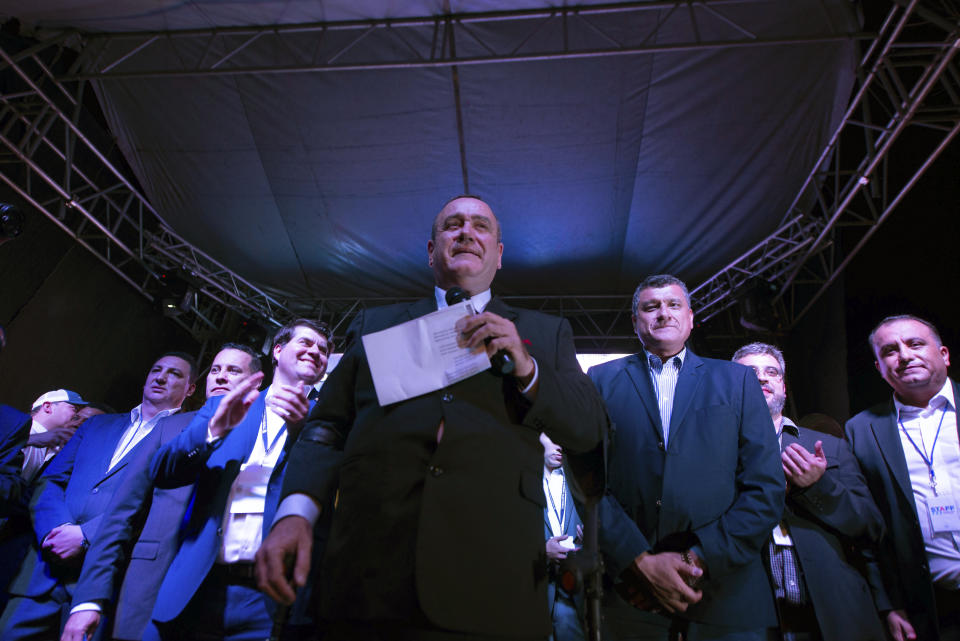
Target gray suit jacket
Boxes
[69,411,196,640]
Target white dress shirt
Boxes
[896,379,960,588]
[544,466,566,538]
[108,405,179,471]
[219,386,288,563]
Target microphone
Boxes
[445,287,515,376]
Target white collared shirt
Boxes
[434,286,492,312]
[543,466,566,537]
[108,405,179,471]
[21,420,59,483]
[219,386,288,563]
[895,379,960,588]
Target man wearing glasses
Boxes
[733,342,886,641]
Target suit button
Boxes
[442,393,453,403]
[657,441,665,451]
[655,499,662,507]
[91,488,99,494]
[428,465,444,477]
[217,527,223,536]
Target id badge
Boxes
[929,494,960,533]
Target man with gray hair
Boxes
[589,273,783,640]
[733,342,885,641]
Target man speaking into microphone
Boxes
[257,195,607,640]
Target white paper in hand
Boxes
[362,300,491,406]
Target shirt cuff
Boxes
[519,358,539,396]
[70,602,102,615]
[271,493,321,529]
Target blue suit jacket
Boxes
[8,412,150,598]
[148,393,320,625]
[0,404,32,611]
[0,404,31,516]
[588,351,784,628]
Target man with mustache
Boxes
[846,315,960,641]
[0,352,196,640]
[733,342,885,641]
[59,343,262,641]
[256,195,606,640]
[147,319,330,641]
[588,274,783,640]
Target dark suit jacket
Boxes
[282,297,607,638]
[69,411,196,640]
[148,393,322,626]
[0,405,31,611]
[777,423,886,641]
[588,351,784,628]
[844,379,960,641]
[7,412,152,598]
[0,405,31,517]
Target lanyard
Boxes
[545,471,566,532]
[899,405,948,496]
[259,410,286,456]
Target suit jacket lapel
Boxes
[209,395,265,468]
[667,350,703,445]
[624,354,665,439]
[404,297,439,321]
[871,402,914,506]
[485,296,519,322]
[93,414,136,485]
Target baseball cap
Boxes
[31,389,89,411]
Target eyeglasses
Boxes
[747,365,783,381]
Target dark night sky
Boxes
[844,136,960,412]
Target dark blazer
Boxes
[281,297,607,638]
[0,405,31,612]
[588,351,784,628]
[69,411,196,640]
[777,423,886,641]
[7,412,151,598]
[844,379,960,641]
[0,405,30,516]
[148,393,321,626]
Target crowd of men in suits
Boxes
[0,195,957,641]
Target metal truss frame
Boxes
[691,0,960,334]
[2,0,958,352]
[0,38,293,344]
[64,0,868,81]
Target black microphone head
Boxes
[445,287,467,305]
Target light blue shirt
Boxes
[644,348,686,446]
